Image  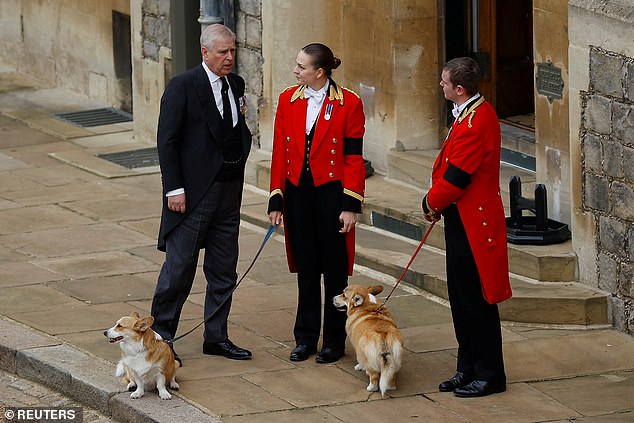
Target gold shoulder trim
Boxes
[342,87,360,98]
[328,82,345,106]
[289,85,306,103]
[457,96,485,125]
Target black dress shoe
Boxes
[453,379,506,397]
[203,339,252,360]
[439,371,473,392]
[290,344,316,361]
[315,347,344,364]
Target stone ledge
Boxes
[570,0,634,24]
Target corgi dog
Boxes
[333,284,404,398]
[103,312,180,400]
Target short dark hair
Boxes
[443,57,481,96]
[301,43,341,77]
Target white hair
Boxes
[200,24,236,49]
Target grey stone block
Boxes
[584,172,609,211]
[598,252,618,293]
[630,225,634,262]
[16,344,123,414]
[585,95,612,135]
[240,0,261,17]
[620,262,633,297]
[626,61,634,102]
[0,318,60,372]
[612,102,634,144]
[235,11,246,42]
[110,392,221,423]
[603,138,623,178]
[609,295,627,332]
[624,146,634,183]
[583,133,603,173]
[237,49,263,95]
[599,216,627,257]
[611,181,634,220]
[143,41,160,62]
[154,18,171,47]
[246,15,262,49]
[590,49,624,97]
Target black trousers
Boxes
[284,173,348,349]
[443,204,506,383]
[151,178,243,343]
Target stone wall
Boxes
[570,0,634,335]
[580,47,634,334]
[235,0,263,148]
[258,0,442,175]
[0,0,131,108]
[141,0,171,63]
[130,0,172,145]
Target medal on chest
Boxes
[325,103,333,121]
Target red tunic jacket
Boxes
[424,97,512,304]
[269,81,366,275]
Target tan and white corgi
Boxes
[333,284,404,398]
[104,312,180,400]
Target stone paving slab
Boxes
[110,392,222,423]
[1,180,125,206]
[427,383,581,423]
[16,343,123,414]
[0,261,65,287]
[504,330,634,382]
[50,272,159,304]
[324,395,470,423]
[32,251,158,279]
[530,371,634,416]
[0,204,94,234]
[0,318,60,373]
[0,151,30,170]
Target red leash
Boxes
[376,221,436,311]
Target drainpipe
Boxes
[199,0,223,31]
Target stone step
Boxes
[253,157,576,282]
[240,179,609,327]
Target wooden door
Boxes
[478,0,534,118]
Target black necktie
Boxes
[220,77,232,129]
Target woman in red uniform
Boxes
[268,43,365,363]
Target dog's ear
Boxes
[134,316,154,332]
[367,285,383,295]
[353,294,364,307]
[130,311,141,318]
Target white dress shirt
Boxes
[304,81,329,134]
[166,62,240,198]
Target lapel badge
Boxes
[325,103,333,121]
[239,96,247,115]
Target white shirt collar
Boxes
[452,93,481,118]
[202,61,224,85]
[304,81,329,100]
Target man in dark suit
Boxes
[151,24,252,361]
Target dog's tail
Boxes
[378,337,403,398]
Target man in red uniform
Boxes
[422,57,512,397]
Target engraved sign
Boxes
[536,61,564,102]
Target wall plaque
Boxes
[536,61,564,102]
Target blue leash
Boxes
[171,224,278,343]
